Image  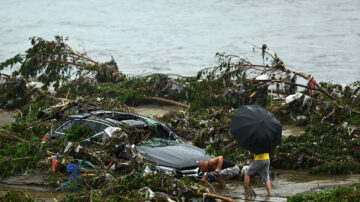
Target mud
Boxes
[132,104,183,118]
[282,126,306,137]
[0,175,64,202]
[0,109,16,127]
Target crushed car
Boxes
[42,109,211,177]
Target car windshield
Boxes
[139,137,178,147]
[56,119,110,134]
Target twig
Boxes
[16,109,23,118]
[337,105,360,115]
[321,108,336,122]
[193,177,216,194]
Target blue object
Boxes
[66,163,80,181]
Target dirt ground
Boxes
[131,104,183,118]
[0,109,17,127]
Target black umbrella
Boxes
[231,104,282,154]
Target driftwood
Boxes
[145,97,189,109]
[199,193,236,202]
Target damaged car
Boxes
[43,110,210,177]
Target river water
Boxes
[1,0,359,83]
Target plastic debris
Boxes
[64,142,73,153]
[75,145,82,153]
[141,165,152,177]
[66,163,80,181]
[255,74,271,80]
[104,127,122,137]
[285,93,304,104]
[75,159,95,172]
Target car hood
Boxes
[136,144,211,169]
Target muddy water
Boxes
[217,170,360,202]
[0,185,63,202]
[0,175,64,202]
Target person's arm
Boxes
[217,175,225,189]
[215,156,223,173]
[200,172,208,184]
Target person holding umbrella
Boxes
[231,104,282,196]
[243,153,271,195]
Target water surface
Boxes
[0,0,359,83]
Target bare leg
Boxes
[265,181,272,195]
[244,173,250,195]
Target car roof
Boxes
[64,110,161,127]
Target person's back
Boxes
[198,156,239,190]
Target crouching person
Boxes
[197,156,240,189]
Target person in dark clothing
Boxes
[198,156,240,189]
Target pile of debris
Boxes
[0,36,359,200]
[0,97,234,201]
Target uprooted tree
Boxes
[0,36,122,90]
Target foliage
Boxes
[62,124,94,142]
[0,36,119,90]
[288,183,360,202]
[272,123,360,174]
[0,142,41,178]
[0,93,54,178]
[0,191,35,202]
[61,171,201,201]
[0,77,31,109]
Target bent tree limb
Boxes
[293,72,337,100]
[0,129,25,143]
[250,79,337,100]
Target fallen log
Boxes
[199,193,236,202]
[144,97,189,109]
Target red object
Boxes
[107,160,114,169]
[310,78,316,97]
[52,159,57,173]
[44,135,49,141]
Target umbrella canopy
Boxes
[231,104,282,154]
